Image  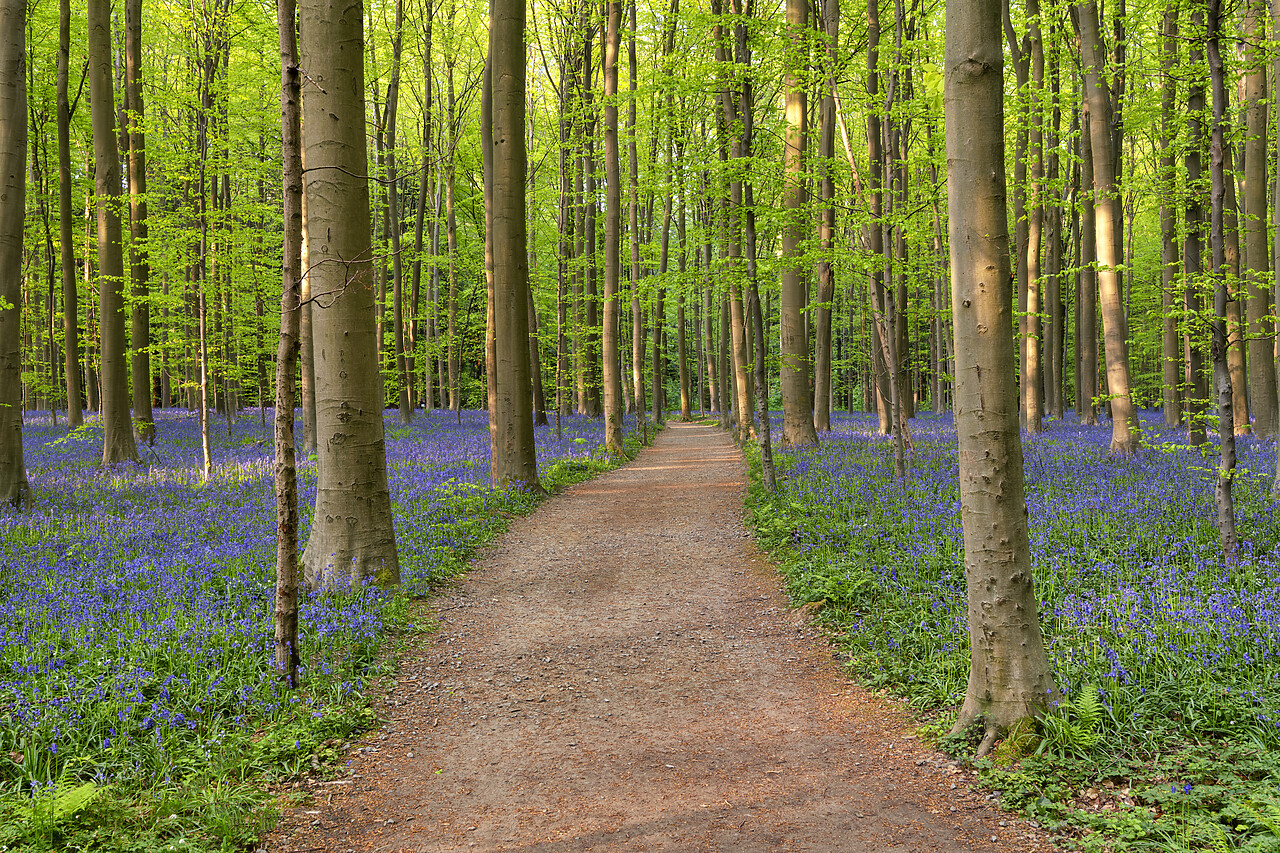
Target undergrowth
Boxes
[2,410,647,852]
[744,412,1280,852]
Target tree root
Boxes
[975,724,1000,758]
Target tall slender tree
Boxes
[56,0,81,427]
[89,0,140,466]
[1077,0,1140,453]
[299,0,400,590]
[601,0,625,454]
[946,0,1058,753]
[125,0,153,444]
[1207,0,1238,558]
[488,0,542,489]
[780,0,818,448]
[274,0,303,687]
[1241,0,1275,436]
[0,0,27,506]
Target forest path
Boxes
[270,422,1056,853]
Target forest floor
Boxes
[267,422,1060,853]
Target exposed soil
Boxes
[269,422,1060,852]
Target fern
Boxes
[17,781,100,830]
[1072,683,1102,749]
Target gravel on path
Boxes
[269,421,1059,852]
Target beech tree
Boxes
[88,0,140,466]
[779,0,817,449]
[946,0,1058,752]
[487,0,542,489]
[124,0,154,444]
[299,0,400,590]
[0,0,27,507]
[274,0,302,686]
[1076,0,1139,453]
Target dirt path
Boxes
[271,422,1057,852]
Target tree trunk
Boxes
[386,0,411,425]
[1024,0,1044,433]
[866,0,890,436]
[446,58,461,412]
[0,0,27,506]
[409,2,433,412]
[299,0,400,590]
[1207,0,1239,558]
[1223,144,1249,435]
[813,0,838,432]
[780,0,818,448]
[57,0,81,427]
[1243,0,1276,435]
[1160,4,1181,428]
[125,0,153,444]
[89,0,139,466]
[677,175,692,419]
[602,0,625,453]
[1080,102,1098,424]
[488,0,542,488]
[274,0,302,686]
[628,0,647,442]
[1186,5,1208,446]
[1077,0,1140,453]
[945,0,1058,751]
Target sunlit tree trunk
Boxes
[1079,102,1098,424]
[0,0,27,506]
[1186,5,1208,446]
[299,0,400,590]
[56,0,81,427]
[89,0,140,466]
[946,0,1057,751]
[813,0,838,432]
[1077,0,1140,453]
[1160,4,1181,428]
[385,0,411,425]
[488,0,542,488]
[1207,0,1238,558]
[1243,0,1275,436]
[1023,0,1044,433]
[627,0,647,441]
[602,0,625,453]
[780,0,818,448]
[124,0,153,444]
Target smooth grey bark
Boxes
[274,0,302,686]
[487,0,542,490]
[89,0,140,466]
[717,0,755,445]
[0,0,27,506]
[866,0,890,435]
[385,0,411,425]
[946,0,1057,752]
[1207,0,1239,558]
[780,0,817,448]
[1024,0,1044,433]
[1242,0,1275,436]
[1186,6,1208,446]
[813,0,838,432]
[602,0,625,454]
[124,0,153,444]
[1077,0,1140,453]
[299,0,400,590]
[627,0,647,441]
[57,0,81,427]
[409,2,432,412]
[1080,102,1098,424]
[1160,4,1181,428]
